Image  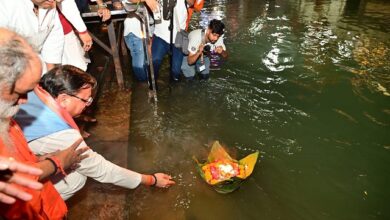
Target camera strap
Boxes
[200,29,205,63]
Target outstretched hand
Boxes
[56,138,89,170]
[153,173,175,188]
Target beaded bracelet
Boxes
[151,174,157,187]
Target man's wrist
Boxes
[45,158,58,176]
[151,174,157,186]
[78,30,88,34]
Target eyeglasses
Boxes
[67,94,93,106]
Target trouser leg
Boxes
[151,36,169,80]
[181,55,196,80]
[171,45,184,81]
[196,56,211,80]
[124,33,148,81]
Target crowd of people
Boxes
[0,0,227,218]
[123,0,228,82]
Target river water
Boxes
[126,0,390,219]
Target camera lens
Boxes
[203,45,211,53]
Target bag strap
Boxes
[201,29,205,44]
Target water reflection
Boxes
[198,0,226,28]
[350,38,390,97]
[127,0,390,219]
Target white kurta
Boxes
[58,0,89,71]
[28,129,142,200]
[124,17,144,39]
[0,0,64,65]
[61,31,89,71]
[153,0,187,43]
[124,14,155,39]
[59,0,87,33]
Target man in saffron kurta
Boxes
[0,28,67,219]
[0,120,67,220]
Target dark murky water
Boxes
[126,0,390,219]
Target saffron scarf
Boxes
[33,86,79,131]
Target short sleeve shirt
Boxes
[154,0,187,43]
[187,29,226,55]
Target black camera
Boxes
[203,45,211,54]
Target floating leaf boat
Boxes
[193,141,259,193]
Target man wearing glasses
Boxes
[14,65,175,200]
[13,65,97,200]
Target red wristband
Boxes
[49,156,67,176]
[77,30,88,34]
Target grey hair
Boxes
[0,37,32,89]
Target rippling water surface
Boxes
[126,0,390,219]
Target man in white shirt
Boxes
[58,0,111,71]
[181,19,228,80]
[124,15,150,81]
[152,0,194,82]
[123,0,158,81]
[0,0,65,71]
[14,65,175,200]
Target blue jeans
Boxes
[181,55,210,79]
[151,35,183,81]
[75,0,89,13]
[124,33,148,81]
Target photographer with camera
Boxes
[181,19,228,80]
[152,0,195,82]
